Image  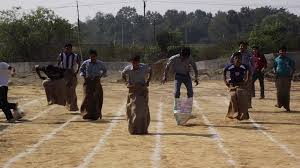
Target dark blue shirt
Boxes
[224,64,248,84]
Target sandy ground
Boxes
[0,75,299,168]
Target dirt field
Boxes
[0,75,299,168]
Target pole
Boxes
[143,0,146,56]
[153,19,156,44]
[76,0,83,61]
[121,23,124,48]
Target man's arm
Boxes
[8,65,16,77]
[190,60,199,85]
[162,58,173,83]
[121,70,128,85]
[244,69,250,84]
[57,53,62,67]
[100,63,107,78]
[263,54,268,69]
[290,59,296,77]
[146,66,153,86]
[75,54,81,74]
[223,68,229,87]
[35,65,47,80]
[79,61,86,78]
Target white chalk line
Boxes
[2,115,79,168]
[76,102,126,168]
[194,100,236,167]
[223,98,300,161]
[151,100,164,168]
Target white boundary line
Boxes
[194,100,236,167]
[223,98,300,161]
[2,115,79,168]
[151,100,163,168]
[76,102,126,168]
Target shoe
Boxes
[7,119,16,123]
[275,104,282,108]
[13,107,25,120]
[259,96,265,99]
[284,106,291,112]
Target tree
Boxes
[0,7,75,61]
[249,12,300,52]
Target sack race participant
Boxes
[224,52,250,121]
[57,43,81,111]
[35,65,66,106]
[230,41,254,108]
[122,55,152,135]
[273,46,295,112]
[0,62,24,122]
[80,49,107,120]
[162,47,199,125]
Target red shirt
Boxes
[253,53,267,71]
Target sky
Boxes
[1,0,300,23]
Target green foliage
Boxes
[1,6,300,62]
[0,7,76,62]
[249,12,300,53]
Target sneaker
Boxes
[275,104,282,108]
[13,107,25,120]
[7,119,16,123]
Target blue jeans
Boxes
[174,73,193,98]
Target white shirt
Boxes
[0,62,10,86]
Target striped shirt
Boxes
[58,52,80,71]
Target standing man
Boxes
[224,52,250,120]
[252,46,267,99]
[230,41,254,108]
[162,47,198,125]
[274,46,295,112]
[57,43,80,111]
[80,49,107,120]
[122,55,152,135]
[35,64,66,106]
[162,47,199,99]
[0,61,24,122]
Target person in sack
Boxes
[224,52,250,121]
[0,61,24,123]
[57,43,81,111]
[80,49,107,120]
[35,64,67,106]
[251,46,267,99]
[162,47,198,125]
[122,55,152,135]
[230,41,254,108]
[273,46,295,112]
